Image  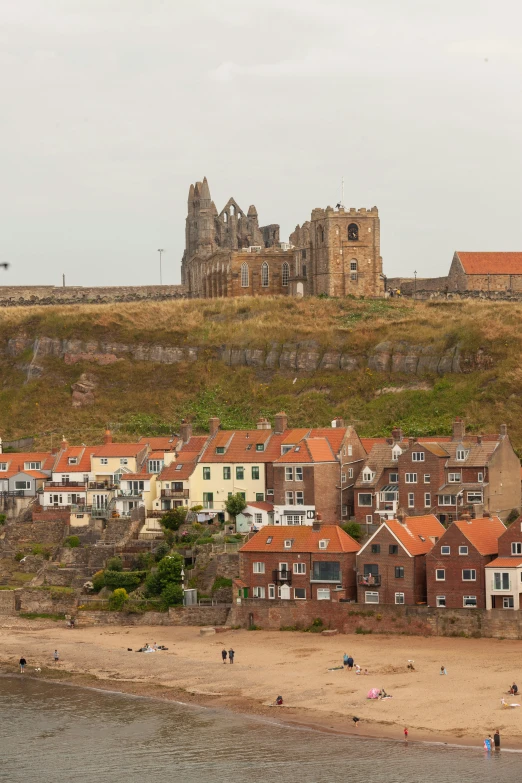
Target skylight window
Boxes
[175,464,183,471]
[266,536,273,544]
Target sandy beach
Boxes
[1,618,521,747]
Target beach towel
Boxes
[367,688,380,699]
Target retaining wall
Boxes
[0,285,186,306]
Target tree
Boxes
[342,522,363,542]
[161,507,188,532]
[160,582,184,609]
[225,493,247,523]
[106,556,123,571]
[145,553,184,597]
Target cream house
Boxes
[114,474,157,517]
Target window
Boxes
[268,584,275,599]
[317,588,331,600]
[100,458,108,465]
[365,591,379,604]
[424,474,430,483]
[253,586,266,598]
[439,495,457,506]
[120,458,128,466]
[448,473,461,483]
[294,588,306,599]
[350,259,358,272]
[68,457,78,465]
[436,569,445,581]
[405,473,417,483]
[389,545,399,555]
[366,515,373,524]
[395,593,405,604]
[148,460,163,473]
[281,445,292,455]
[412,452,425,462]
[286,491,294,505]
[285,467,293,481]
[236,466,244,480]
[477,472,484,482]
[251,466,260,480]
[317,225,324,243]
[295,467,303,481]
[15,481,30,490]
[348,223,359,241]
[441,546,450,555]
[254,513,263,526]
[371,544,381,554]
[25,462,41,470]
[408,493,415,508]
[389,473,398,483]
[293,563,306,574]
[459,546,468,555]
[358,493,372,507]
[342,505,348,516]
[255,493,264,502]
[296,491,304,505]
[503,596,514,609]
[223,467,231,480]
[362,470,373,482]
[463,595,477,608]
[286,515,303,525]
[348,468,354,479]
[493,572,510,590]
[312,561,340,581]
[256,443,264,452]
[462,569,476,581]
[392,446,402,461]
[0,463,7,471]
[424,493,431,508]
[203,467,211,480]
[318,539,329,549]
[282,262,289,286]
[347,445,353,456]
[395,566,404,578]
[284,540,293,549]
[241,262,249,287]
[436,595,446,607]
[261,262,269,287]
[467,492,483,503]
[61,475,69,484]
[512,542,522,555]
[215,446,225,454]
[456,449,467,461]
[253,562,265,574]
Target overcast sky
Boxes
[1,0,521,286]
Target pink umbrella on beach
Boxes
[367,688,380,699]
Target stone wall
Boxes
[1,520,68,549]
[75,605,231,626]
[169,604,231,626]
[0,589,16,615]
[0,285,186,307]
[4,334,492,376]
[18,587,79,614]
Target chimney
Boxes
[257,417,271,430]
[180,420,192,444]
[452,417,465,442]
[61,435,69,450]
[0,437,2,454]
[483,510,491,518]
[500,424,507,438]
[331,417,345,428]
[274,412,288,434]
[477,435,482,445]
[397,509,406,524]
[472,503,484,519]
[460,512,471,522]
[408,437,415,449]
[103,429,112,445]
[391,427,403,443]
[209,417,220,436]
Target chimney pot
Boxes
[180,421,192,444]
[500,424,507,437]
[477,435,482,445]
[257,418,271,430]
[103,429,112,445]
[391,427,403,443]
[208,417,220,436]
[274,412,288,434]
[452,417,465,442]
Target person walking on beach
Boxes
[228,648,235,664]
[346,655,354,671]
[440,665,447,675]
[494,729,500,750]
[403,727,409,741]
[221,648,227,664]
[352,716,360,728]
[53,650,59,663]
[19,657,26,674]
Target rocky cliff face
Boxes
[4,335,492,376]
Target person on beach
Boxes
[19,657,26,674]
[222,648,227,664]
[352,716,360,727]
[510,682,518,695]
[483,735,492,752]
[403,727,408,741]
[275,696,283,706]
[343,653,349,667]
[346,655,354,671]
[363,668,369,675]
[355,665,362,675]
[440,666,447,675]
[53,650,59,663]
[494,729,500,749]
[228,648,235,664]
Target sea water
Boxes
[0,676,519,783]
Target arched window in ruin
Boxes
[241,262,249,288]
[261,262,269,287]
[282,262,289,287]
[317,225,324,244]
[223,212,228,223]
[348,223,359,241]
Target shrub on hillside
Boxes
[153,543,170,562]
[160,583,183,609]
[212,577,233,591]
[0,513,6,525]
[64,536,81,548]
[341,522,363,542]
[103,570,146,590]
[144,553,184,597]
[91,570,105,592]
[109,588,129,611]
[106,556,123,571]
[14,552,24,562]
[160,507,188,532]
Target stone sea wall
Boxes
[0,285,186,306]
[4,335,493,376]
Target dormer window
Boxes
[25,462,41,471]
[148,459,164,473]
[392,446,402,462]
[456,448,467,461]
[284,539,293,549]
[318,539,329,549]
[256,444,264,452]
[0,463,7,471]
[215,446,225,454]
[281,445,292,455]
[362,470,374,482]
[68,457,78,465]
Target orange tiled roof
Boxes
[486,557,522,568]
[138,436,178,450]
[275,438,336,464]
[200,430,273,463]
[0,452,54,473]
[457,252,522,275]
[385,516,446,556]
[309,427,347,454]
[454,517,506,556]
[158,459,197,481]
[360,438,386,453]
[240,525,360,554]
[179,435,209,454]
[53,446,97,474]
[93,444,147,458]
[246,501,274,512]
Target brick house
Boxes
[485,517,522,610]
[426,515,506,609]
[356,514,445,606]
[239,524,360,602]
[447,251,522,293]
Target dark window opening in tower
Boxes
[318,226,324,244]
[282,262,289,286]
[348,223,359,241]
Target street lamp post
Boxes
[158,249,165,285]
[414,270,417,297]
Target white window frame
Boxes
[503,596,514,609]
[281,261,289,286]
[285,491,294,505]
[318,539,329,549]
[295,491,304,505]
[253,586,266,598]
[15,480,31,490]
[448,473,461,483]
[261,261,269,287]
[293,562,306,574]
[348,468,354,479]
[441,545,450,555]
[512,542,522,555]
[365,591,379,604]
[467,492,483,503]
[424,492,431,508]
[285,467,293,481]
[268,584,275,599]
[317,588,331,601]
[283,539,292,549]
[241,262,249,287]
[358,493,372,507]
[405,473,417,483]
[462,569,476,581]
[463,595,477,608]
[120,458,128,466]
[389,472,399,483]
[436,595,446,607]
[253,562,265,574]
[436,569,445,581]
[295,467,303,481]
[100,458,108,465]
[477,472,484,482]
[458,546,468,555]
[395,592,405,604]
[424,474,430,483]
[408,493,415,508]
[412,452,425,462]
[493,572,510,590]
[366,514,372,524]
[294,588,306,600]
[0,463,7,471]
[348,445,353,456]
[456,449,466,461]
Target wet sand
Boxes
[1,618,521,747]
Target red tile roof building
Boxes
[448,251,522,293]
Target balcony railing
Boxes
[117,490,144,498]
[46,481,87,488]
[88,482,117,490]
[161,489,189,498]
[272,569,292,585]
[357,574,382,587]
